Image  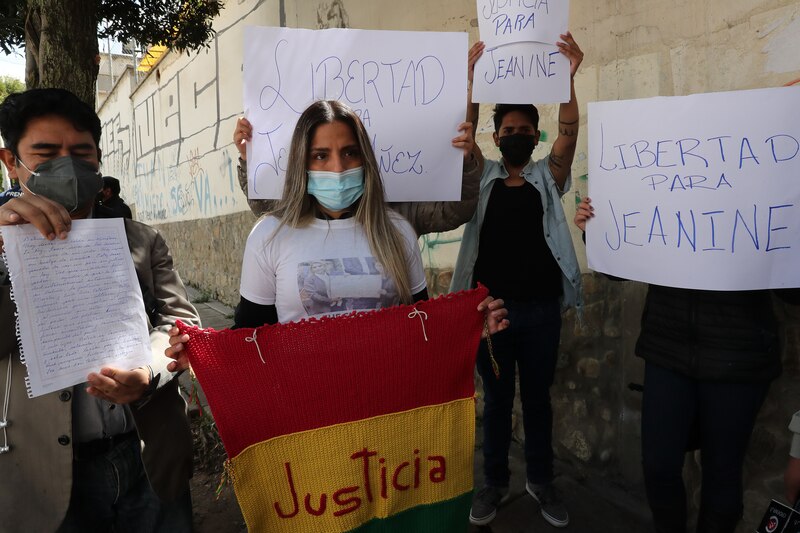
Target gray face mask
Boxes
[19,155,103,213]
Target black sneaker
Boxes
[469,485,509,526]
[526,481,569,528]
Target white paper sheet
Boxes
[243,26,468,201]
[471,40,570,104]
[586,86,800,290]
[1,219,152,397]
[476,0,569,50]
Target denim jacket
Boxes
[450,157,583,314]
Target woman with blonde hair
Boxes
[167,99,507,354]
[233,99,424,325]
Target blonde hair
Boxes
[267,100,414,304]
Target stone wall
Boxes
[551,274,645,485]
[157,210,253,306]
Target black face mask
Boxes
[498,133,536,167]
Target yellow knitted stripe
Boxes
[230,398,475,533]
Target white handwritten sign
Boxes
[1,219,151,397]
[471,41,569,104]
[243,26,468,201]
[586,86,800,290]
[477,0,569,50]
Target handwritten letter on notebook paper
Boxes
[1,219,151,397]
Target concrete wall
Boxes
[97,0,800,530]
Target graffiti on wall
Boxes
[97,3,271,224]
[316,0,349,29]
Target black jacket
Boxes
[636,285,800,382]
[95,196,133,219]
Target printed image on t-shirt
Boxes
[297,257,399,317]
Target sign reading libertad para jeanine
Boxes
[586,86,800,290]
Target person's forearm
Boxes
[558,79,579,140]
[549,78,579,190]
[388,152,482,235]
[466,83,480,140]
[466,82,485,172]
[237,158,275,217]
[790,411,800,458]
[237,158,248,196]
[145,331,175,391]
[233,297,278,328]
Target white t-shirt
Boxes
[240,212,427,323]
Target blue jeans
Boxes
[476,299,562,487]
[641,362,770,533]
[57,433,193,532]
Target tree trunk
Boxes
[24,5,40,90]
[25,0,99,108]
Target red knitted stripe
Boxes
[178,286,488,458]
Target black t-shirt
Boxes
[472,178,562,302]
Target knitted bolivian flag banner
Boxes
[177,286,488,532]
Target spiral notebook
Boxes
[0,218,151,398]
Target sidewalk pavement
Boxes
[183,286,653,533]
[470,446,652,533]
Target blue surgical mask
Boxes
[306,166,365,211]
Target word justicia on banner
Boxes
[178,287,489,532]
